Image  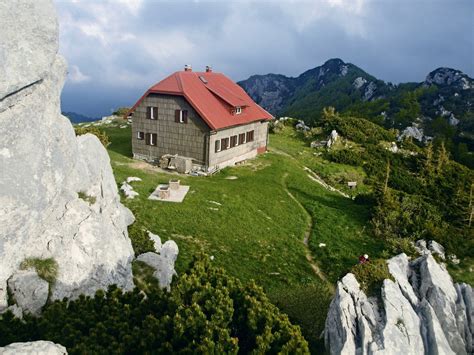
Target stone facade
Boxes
[132,93,269,170]
[132,94,209,164]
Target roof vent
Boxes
[206,65,212,73]
[184,64,192,72]
[199,76,208,84]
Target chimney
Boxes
[206,65,212,73]
[184,64,192,72]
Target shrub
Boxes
[127,223,154,256]
[0,256,309,354]
[350,258,392,296]
[20,258,58,285]
[112,107,131,117]
[77,191,96,205]
[74,126,110,147]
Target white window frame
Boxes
[215,139,221,152]
[150,133,156,146]
[235,106,242,115]
[137,131,144,140]
[151,107,156,120]
[179,110,185,123]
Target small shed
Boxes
[347,181,357,189]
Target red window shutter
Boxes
[183,110,188,123]
[146,107,151,119]
[153,107,158,119]
[175,110,180,123]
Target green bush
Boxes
[350,258,392,296]
[77,191,96,205]
[74,126,110,147]
[0,256,309,354]
[20,258,58,285]
[127,223,154,256]
[112,107,131,117]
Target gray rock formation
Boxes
[326,130,339,148]
[425,67,473,90]
[324,253,473,354]
[136,237,179,290]
[0,341,67,354]
[0,0,135,312]
[7,270,49,316]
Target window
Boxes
[145,133,157,146]
[230,135,237,148]
[175,109,188,124]
[215,140,221,153]
[137,131,144,140]
[221,137,229,150]
[246,130,254,142]
[147,106,158,120]
[235,106,242,115]
[238,133,246,145]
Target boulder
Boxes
[324,253,473,354]
[0,341,67,354]
[7,270,48,316]
[326,130,339,148]
[136,240,179,290]
[0,0,135,312]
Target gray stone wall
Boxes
[208,121,268,169]
[132,94,210,164]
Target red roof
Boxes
[128,70,273,130]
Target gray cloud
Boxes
[54,0,474,117]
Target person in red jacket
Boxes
[359,254,369,264]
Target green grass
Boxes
[20,258,58,285]
[100,122,387,351]
[270,127,371,196]
[78,191,96,205]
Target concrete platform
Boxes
[148,184,190,203]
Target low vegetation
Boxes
[350,259,393,296]
[74,126,110,147]
[20,258,58,285]
[77,191,96,205]
[0,257,309,354]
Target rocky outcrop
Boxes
[0,341,67,354]
[0,0,134,312]
[425,68,473,90]
[136,234,179,291]
[324,253,473,354]
[7,271,49,316]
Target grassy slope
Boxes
[102,123,386,350]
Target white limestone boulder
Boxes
[136,240,179,291]
[0,0,135,312]
[0,341,67,354]
[7,270,49,316]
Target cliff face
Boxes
[0,0,135,312]
[324,253,473,355]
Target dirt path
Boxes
[282,172,334,291]
[271,147,350,199]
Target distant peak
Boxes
[425,67,473,89]
[323,58,346,66]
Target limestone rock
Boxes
[136,240,179,290]
[326,130,339,148]
[0,0,135,312]
[0,341,67,354]
[148,231,162,252]
[7,270,48,316]
[324,253,473,354]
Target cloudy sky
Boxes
[55,0,474,118]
